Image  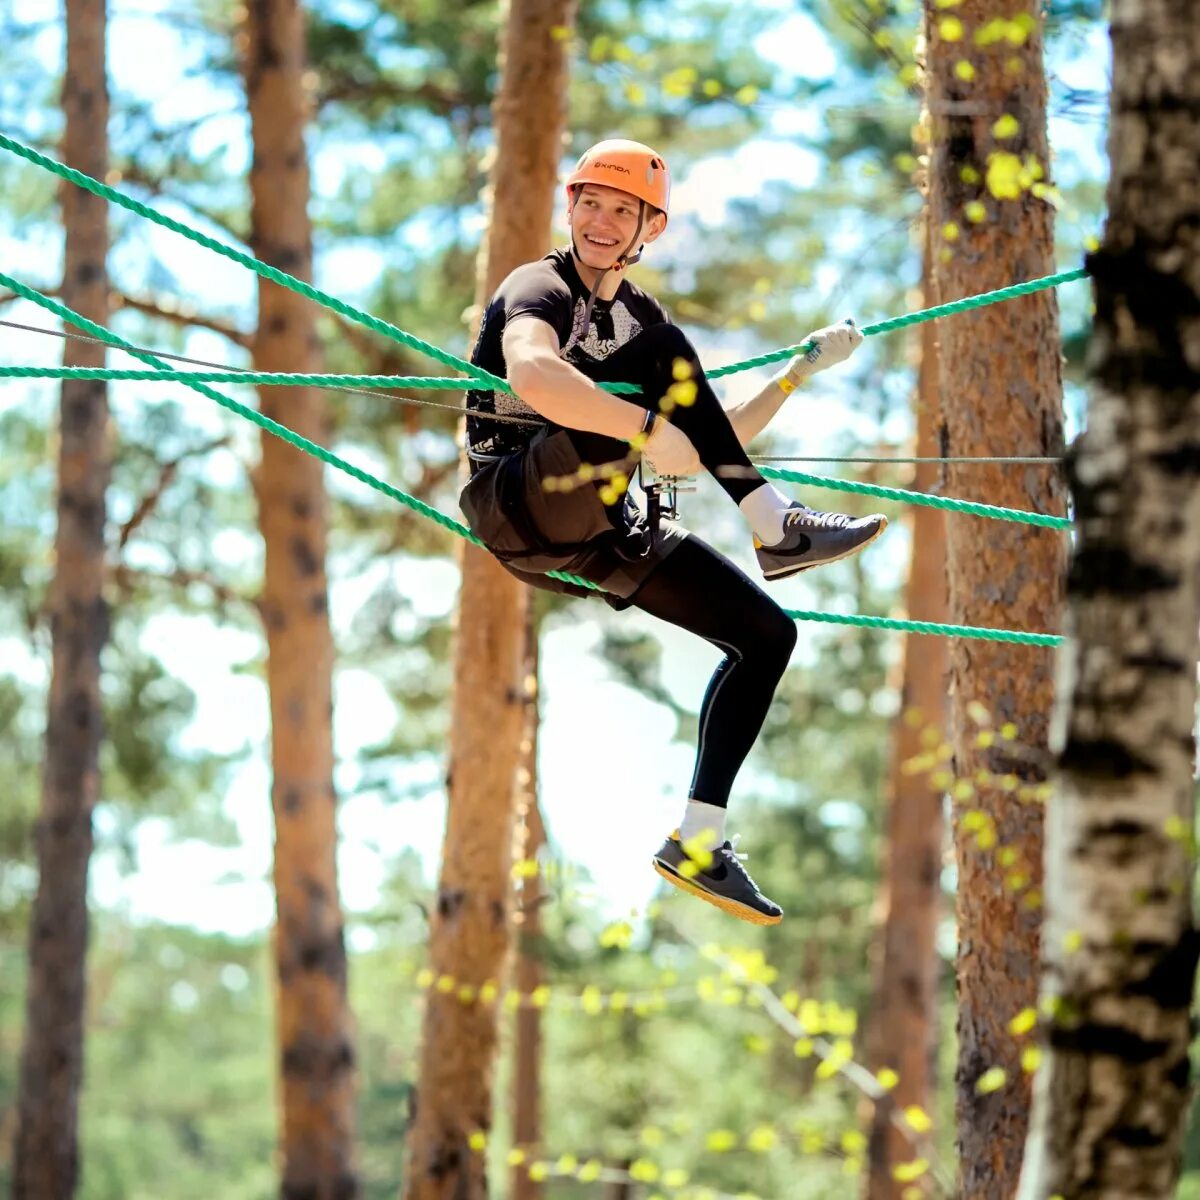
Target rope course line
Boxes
[0,269,1064,646]
[1,366,1072,529]
[0,130,1087,390]
[1,318,1063,465]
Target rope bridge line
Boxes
[0,129,1079,645]
[0,130,1086,390]
[0,270,1062,646]
[0,321,1067,466]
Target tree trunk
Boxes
[1017,3,1200,1196]
[511,613,545,1200]
[925,1,1068,1194]
[403,2,573,1196]
[13,4,109,1196]
[242,2,358,1196]
[865,221,947,1200]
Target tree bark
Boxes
[511,613,546,1200]
[242,1,358,1196]
[403,3,573,1196]
[865,221,948,1200]
[13,4,109,1196]
[925,1,1068,1194]
[1017,2,1200,1196]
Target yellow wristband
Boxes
[778,376,797,395]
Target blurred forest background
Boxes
[2,0,1195,1198]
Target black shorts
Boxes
[460,427,688,608]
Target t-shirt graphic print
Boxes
[465,247,669,460]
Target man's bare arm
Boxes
[503,318,647,441]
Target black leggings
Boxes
[629,534,797,807]
[564,322,767,504]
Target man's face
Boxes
[568,183,664,271]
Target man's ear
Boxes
[642,209,668,244]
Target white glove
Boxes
[641,417,700,477]
[775,317,863,391]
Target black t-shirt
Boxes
[465,247,670,459]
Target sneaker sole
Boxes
[652,860,783,927]
[762,515,889,582]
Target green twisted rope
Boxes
[0,131,507,391]
[759,465,1071,530]
[708,267,1088,377]
[3,270,1059,645]
[0,364,1073,531]
[0,131,1085,393]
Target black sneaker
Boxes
[755,504,887,581]
[652,832,783,926]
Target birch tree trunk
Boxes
[13,3,109,1195]
[403,3,573,1196]
[242,2,358,1195]
[1017,2,1200,1195]
[925,1,1068,1193]
[866,222,948,1200]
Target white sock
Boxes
[738,482,795,546]
[677,800,727,850]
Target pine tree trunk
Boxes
[925,2,1068,1194]
[865,223,947,1200]
[242,2,358,1196]
[511,614,545,1200]
[403,3,573,1196]
[1017,3,1200,1196]
[13,5,109,1196]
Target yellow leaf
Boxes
[748,1127,777,1152]
[903,1105,932,1133]
[628,1158,660,1182]
[841,1129,868,1154]
[735,85,759,105]
[993,114,1021,139]
[960,164,981,185]
[954,59,976,82]
[663,1168,690,1188]
[528,1161,549,1182]
[1022,1046,1043,1073]
[706,1129,738,1152]
[793,1037,815,1058]
[1063,929,1083,953]
[975,1066,1008,1094]
[939,16,964,40]
[893,1158,930,1182]
[942,221,961,242]
[578,1160,602,1181]
[507,1148,526,1166]
[986,152,1024,200]
[1009,1007,1038,1035]
[555,1154,578,1174]
[468,1130,487,1151]
[877,1067,900,1091]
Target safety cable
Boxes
[0,318,1065,461]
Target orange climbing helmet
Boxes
[565,139,671,222]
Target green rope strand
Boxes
[0,366,483,389]
[0,271,474,542]
[782,608,1060,646]
[0,131,506,391]
[0,131,1086,394]
[2,270,1056,645]
[708,267,1089,377]
[2,368,1074,530]
[758,465,1072,530]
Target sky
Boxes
[1,0,1109,943]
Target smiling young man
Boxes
[461,139,885,925]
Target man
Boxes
[461,139,886,925]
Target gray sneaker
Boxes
[755,504,887,581]
[652,832,783,926]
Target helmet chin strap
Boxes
[573,199,646,337]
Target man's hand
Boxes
[641,417,700,477]
[776,317,863,390]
